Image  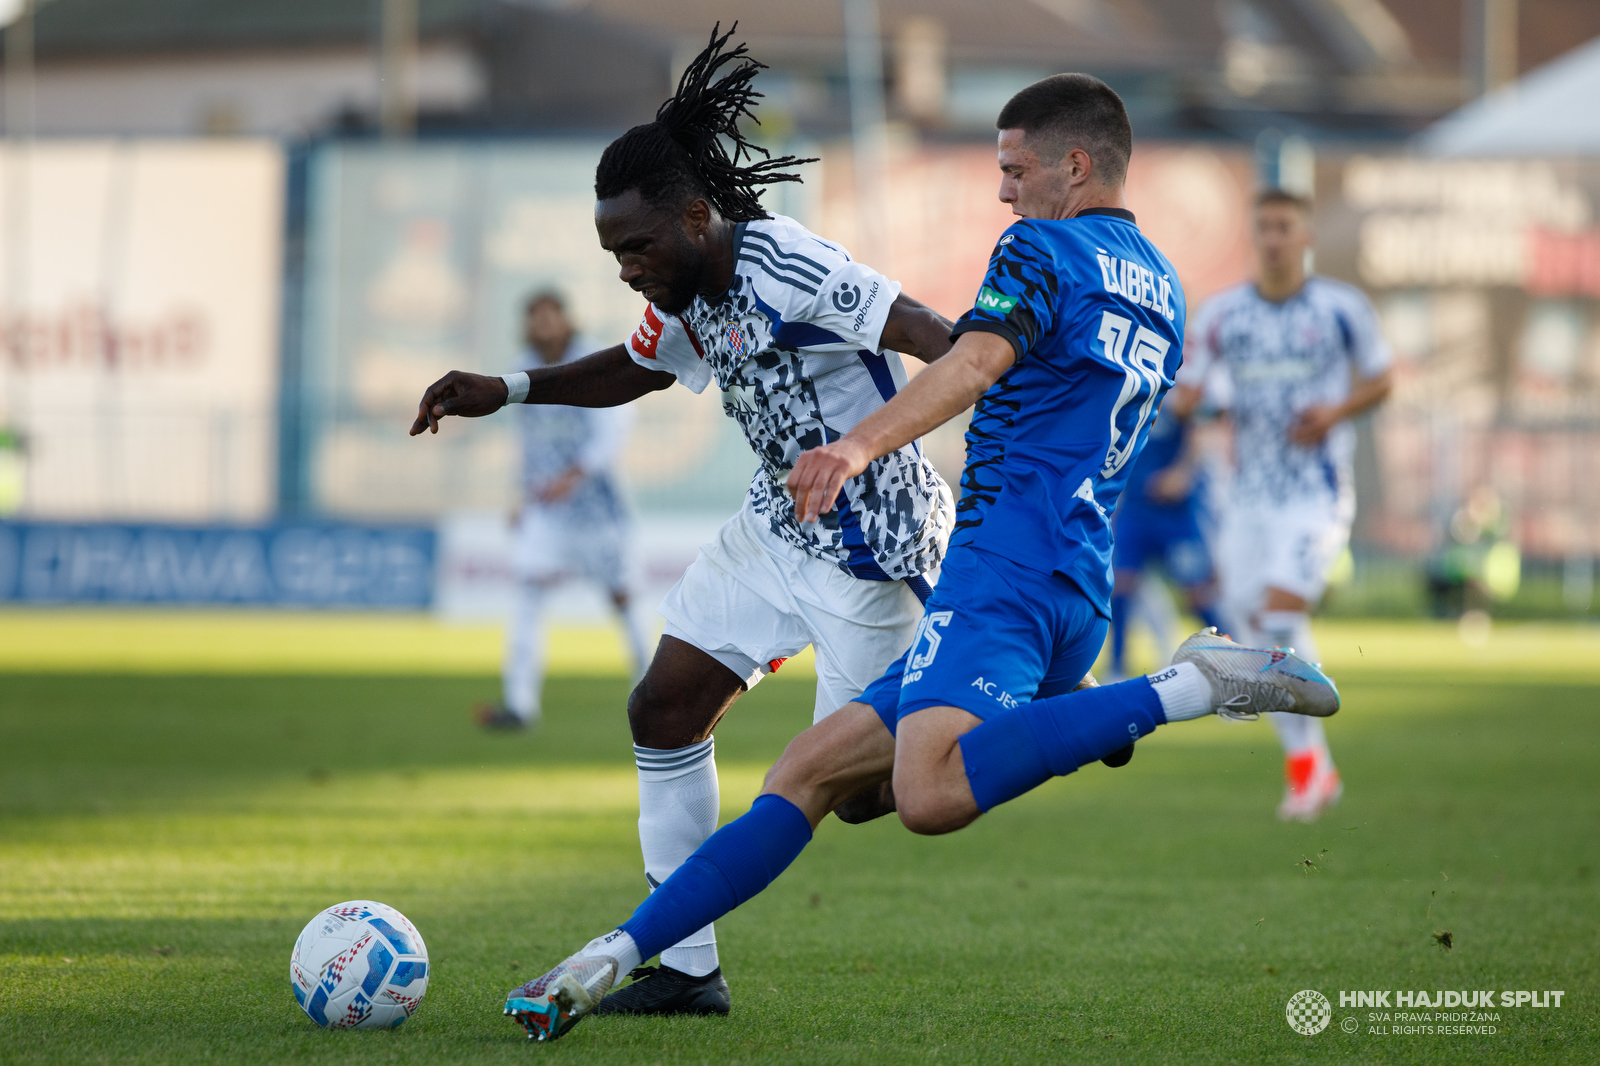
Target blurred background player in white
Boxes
[476,291,650,731]
[1107,389,1224,680]
[1176,189,1392,821]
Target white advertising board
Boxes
[0,140,284,520]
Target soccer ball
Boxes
[290,901,429,1029]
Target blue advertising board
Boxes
[0,521,435,608]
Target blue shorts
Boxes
[1112,502,1213,587]
[858,547,1109,735]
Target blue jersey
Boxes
[1119,404,1191,513]
[948,209,1186,616]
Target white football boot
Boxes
[505,953,620,1041]
[1172,628,1340,720]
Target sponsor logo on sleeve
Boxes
[630,305,665,359]
[976,286,1018,315]
[852,280,881,332]
[831,283,862,313]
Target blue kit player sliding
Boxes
[504,74,1341,1042]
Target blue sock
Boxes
[957,677,1166,812]
[619,794,812,962]
[1109,592,1130,675]
[1195,604,1224,633]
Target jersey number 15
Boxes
[1097,310,1171,479]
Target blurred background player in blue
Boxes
[476,291,650,731]
[1107,389,1223,680]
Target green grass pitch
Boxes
[1,616,1596,1064]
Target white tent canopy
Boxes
[1418,35,1600,157]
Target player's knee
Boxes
[762,731,839,801]
[760,743,816,797]
[624,679,655,738]
[895,790,972,836]
[625,676,682,746]
[625,666,728,747]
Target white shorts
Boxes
[659,504,933,723]
[512,503,626,590]
[1217,493,1353,610]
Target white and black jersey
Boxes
[1182,276,1392,505]
[625,215,953,582]
[515,335,632,531]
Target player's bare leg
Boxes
[1259,586,1341,822]
[759,702,897,825]
[594,699,893,1020]
[892,707,987,835]
[512,629,1342,1038]
[508,702,891,1039]
[628,635,747,749]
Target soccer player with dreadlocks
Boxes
[410,25,955,1017]
[494,71,1342,1045]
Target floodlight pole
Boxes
[844,0,890,273]
[1482,0,1517,92]
[4,0,32,140]
[1465,0,1518,97]
[379,0,417,137]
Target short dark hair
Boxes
[996,73,1132,184]
[524,290,564,313]
[1255,188,1312,213]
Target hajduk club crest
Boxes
[726,325,747,358]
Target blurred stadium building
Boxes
[0,0,1597,617]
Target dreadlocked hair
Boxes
[595,23,816,222]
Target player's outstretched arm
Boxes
[878,293,956,364]
[787,330,1015,522]
[409,345,675,436]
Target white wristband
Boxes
[501,372,530,406]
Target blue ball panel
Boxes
[361,942,394,997]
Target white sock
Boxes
[502,583,545,721]
[579,928,642,974]
[1147,661,1214,721]
[635,738,721,976]
[613,597,652,683]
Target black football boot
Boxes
[592,965,731,1016]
